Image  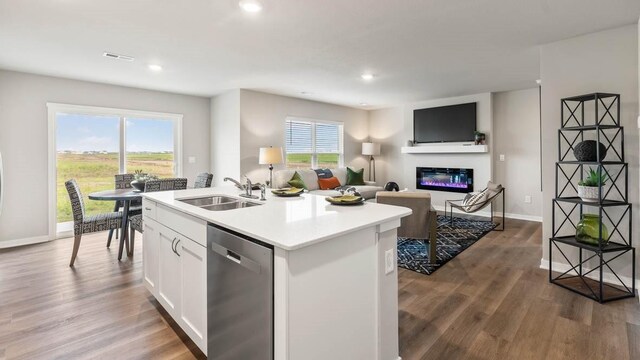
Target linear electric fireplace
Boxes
[416,167,473,193]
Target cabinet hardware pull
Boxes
[171,237,177,254]
[145,207,152,211]
[175,240,181,257]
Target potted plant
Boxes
[577,167,608,202]
[474,131,486,145]
[130,170,158,192]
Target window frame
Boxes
[47,103,183,238]
[284,116,344,169]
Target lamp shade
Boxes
[259,147,284,165]
[362,142,381,156]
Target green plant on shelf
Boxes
[578,167,608,187]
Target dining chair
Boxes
[128,178,188,254]
[107,174,144,248]
[194,172,213,188]
[65,179,124,267]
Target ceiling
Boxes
[1,0,639,109]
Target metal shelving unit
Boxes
[549,92,635,303]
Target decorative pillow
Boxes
[462,189,488,212]
[318,176,341,190]
[346,167,365,185]
[287,171,308,190]
[314,168,334,179]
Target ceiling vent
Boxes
[103,52,135,61]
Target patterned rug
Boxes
[397,215,497,275]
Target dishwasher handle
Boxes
[209,241,262,274]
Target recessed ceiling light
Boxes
[239,0,263,12]
[148,64,163,72]
[361,73,374,81]
[536,79,542,85]
[360,103,368,106]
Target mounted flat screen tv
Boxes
[413,102,476,143]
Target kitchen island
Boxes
[141,186,411,360]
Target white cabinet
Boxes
[157,226,182,314]
[142,218,159,296]
[142,202,208,354]
[178,236,207,350]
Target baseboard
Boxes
[0,235,51,249]
[432,205,542,222]
[540,258,639,293]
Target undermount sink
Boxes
[179,195,239,206]
[200,201,261,211]
[178,195,262,211]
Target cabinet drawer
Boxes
[142,199,157,220]
[156,204,207,247]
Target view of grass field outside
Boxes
[285,119,342,170]
[56,114,174,223]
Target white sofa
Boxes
[273,168,384,200]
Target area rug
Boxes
[397,215,497,275]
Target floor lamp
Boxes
[362,142,381,182]
[259,146,283,188]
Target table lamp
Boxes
[259,146,284,188]
[362,142,381,182]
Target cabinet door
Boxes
[142,218,159,296]
[178,237,207,353]
[158,227,182,315]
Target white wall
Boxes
[493,88,542,220]
[540,25,639,280]
[210,90,241,186]
[0,70,211,244]
[238,89,369,184]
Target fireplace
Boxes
[416,167,474,193]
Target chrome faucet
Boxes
[259,184,266,201]
[244,175,252,197]
[223,177,244,190]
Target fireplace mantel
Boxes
[401,144,488,154]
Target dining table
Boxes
[88,189,143,260]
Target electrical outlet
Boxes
[525,195,532,203]
[188,156,196,164]
[499,154,505,161]
[385,249,395,275]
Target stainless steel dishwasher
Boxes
[207,224,274,360]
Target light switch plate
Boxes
[525,195,532,203]
[385,249,395,275]
[188,156,196,164]
[499,154,505,161]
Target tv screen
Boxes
[413,102,476,143]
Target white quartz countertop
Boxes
[143,186,412,250]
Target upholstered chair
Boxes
[376,191,438,264]
[65,179,123,267]
[107,174,143,248]
[128,178,188,253]
[194,172,213,188]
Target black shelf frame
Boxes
[550,92,635,303]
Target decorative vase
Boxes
[577,185,603,202]
[573,140,607,162]
[576,214,609,246]
[131,179,145,192]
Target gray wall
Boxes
[493,88,542,220]
[210,90,241,186]
[238,89,369,184]
[0,70,211,244]
[540,25,639,279]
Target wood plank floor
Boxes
[0,219,638,359]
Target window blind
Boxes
[285,120,312,153]
[315,123,340,153]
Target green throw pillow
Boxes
[346,167,365,185]
[287,171,308,190]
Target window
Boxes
[285,118,343,169]
[48,103,182,234]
